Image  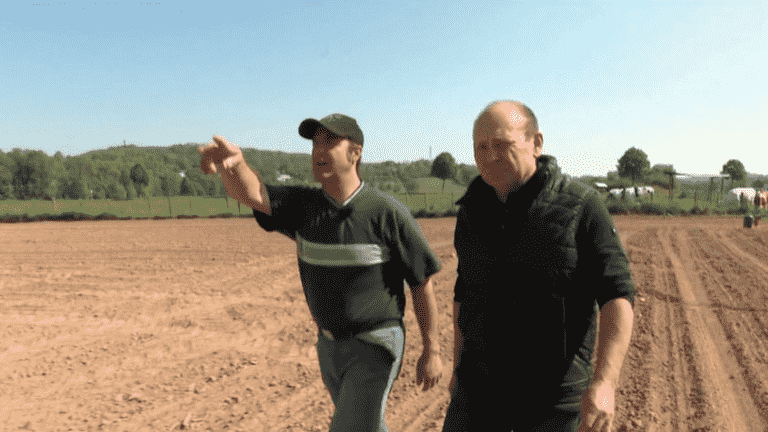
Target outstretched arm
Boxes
[198,135,271,215]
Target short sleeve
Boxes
[577,192,636,309]
[391,207,442,288]
[252,184,307,240]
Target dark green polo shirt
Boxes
[253,182,441,337]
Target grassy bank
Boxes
[604,196,765,216]
[1,195,764,223]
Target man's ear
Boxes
[533,132,544,157]
[351,143,363,161]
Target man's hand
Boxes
[198,135,244,175]
[416,350,442,391]
[197,135,270,214]
[577,379,615,432]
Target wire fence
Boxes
[0,192,463,220]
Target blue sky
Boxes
[2,1,766,177]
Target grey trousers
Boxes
[316,325,405,432]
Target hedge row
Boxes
[605,201,762,216]
[2,204,761,223]
[0,209,462,224]
[0,211,248,223]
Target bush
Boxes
[638,202,665,215]
[606,200,638,215]
[690,206,708,216]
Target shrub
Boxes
[638,202,665,215]
[690,206,708,216]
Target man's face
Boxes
[312,128,358,183]
[473,103,543,194]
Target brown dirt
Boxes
[1,216,767,431]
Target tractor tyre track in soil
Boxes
[1,216,767,431]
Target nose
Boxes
[487,148,499,162]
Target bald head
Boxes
[473,100,539,142]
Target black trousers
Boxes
[441,356,589,432]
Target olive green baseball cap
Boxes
[299,113,364,146]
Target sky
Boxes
[2,1,767,177]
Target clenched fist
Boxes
[197,135,244,175]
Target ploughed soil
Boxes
[1,216,767,431]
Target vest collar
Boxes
[457,155,561,208]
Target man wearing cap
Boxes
[441,100,635,432]
[198,113,443,431]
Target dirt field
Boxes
[1,216,767,431]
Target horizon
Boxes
[7,141,768,180]
[2,1,767,177]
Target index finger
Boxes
[197,141,216,155]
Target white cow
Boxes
[636,186,655,197]
[724,187,756,203]
[608,186,654,199]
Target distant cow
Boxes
[608,186,654,200]
[636,186,655,197]
[755,190,768,209]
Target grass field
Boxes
[0,196,251,219]
[0,192,762,222]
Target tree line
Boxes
[0,143,479,201]
[578,146,766,193]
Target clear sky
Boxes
[2,1,766,177]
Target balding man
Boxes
[442,101,636,432]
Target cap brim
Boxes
[299,118,324,140]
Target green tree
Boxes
[159,173,180,197]
[179,177,191,196]
[721,159,747,185]
[752,179,765,189]
[455,163,480,187]
[617,147,650,182]
[107,183,127,200]
[396,172,419,194]
[130,163,150,198]
[430,152,458,193]
[0,152,16,199]
[125,182,137,200]
[46,156,68,208]
[159,174,178,216]
[180,176,206,196]
[63,176,89,200]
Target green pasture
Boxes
[603,193,766,217]
[392,192,461,215]
[0,196,250,219]
[1,192,763,223]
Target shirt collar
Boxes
[324,181,365,208]
[343,181,365,206]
